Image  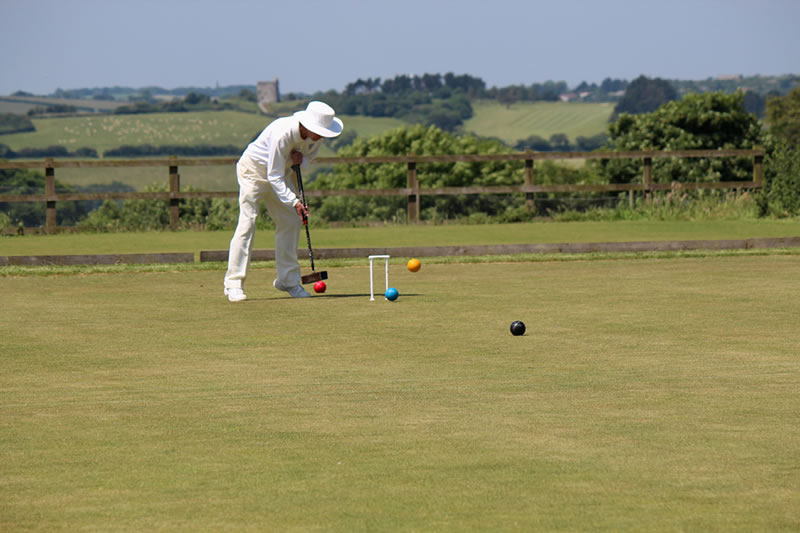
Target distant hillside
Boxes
[0,110,404,155]
[0,95,127,115]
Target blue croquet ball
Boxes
[510,320,526,336]
[385,287,399,301]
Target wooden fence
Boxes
[0,149,765,232]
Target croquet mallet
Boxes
[292,164,328,284]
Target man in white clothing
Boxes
[223,101,343,302]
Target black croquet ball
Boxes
[510,320,526,336]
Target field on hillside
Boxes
[2,254,799,531]
[1,111,267,153]
[464,100,614,145]
[0,111,405,155]
[0,95,126,115]
[1,101,613,158]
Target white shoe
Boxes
[273,279,310,298]
[224,287,247,302]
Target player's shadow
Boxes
[237,293,419,301]
[318,293,420,299]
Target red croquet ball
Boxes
[313,281,327,293]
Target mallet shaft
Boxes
[293,164,316,273]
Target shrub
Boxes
[78,184,241,232]
[601,92,763,185]
[553,189,758,222]
[755,138,800,217]
[0,113,35,134]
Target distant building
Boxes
[257,78,280,112]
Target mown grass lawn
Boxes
[1,254,799,531]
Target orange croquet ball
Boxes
[407,258,421,272]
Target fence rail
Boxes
[0,149,765,231]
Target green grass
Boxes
[2,220,798,257]
[1,254,799,531]
[464,100,614,145]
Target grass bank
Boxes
[2,220,799,257]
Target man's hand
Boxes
[295,201,308,221]
[290,149,303,166]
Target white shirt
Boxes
[242,116,322,207]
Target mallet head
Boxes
[301,271,328,284]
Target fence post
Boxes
[407,157,418,223]
[45,158,56,233]
[643,156,653,202]
[753,148,764,186]
[169,157,180,230]
[524,157,535,214]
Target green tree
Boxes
[743,91,766,118]
[80,183,238,232]
[238,88,257,102]
[0,168,89,226]
[612,75,678,119]
[548,134,571,151]
[497,86,521,108]
[310,125,525,222]
[329,129,357,152]
[514,135,552,152]
[766,86,800,146]
[0,112,35,134]
[755,88,800,217]
[754,138,800,217]
[601,91,763,184]
[575,133,609,151]
[184,91,211,105]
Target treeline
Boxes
[103,144,240,157]
[112,92,235,114]
[0,113,35,134]
[47,84,257,100]
[514,133,609,152]
[0,144,98,159]
[27,104,78,116]
[335,73,620,102]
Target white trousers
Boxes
[224,156,302,290]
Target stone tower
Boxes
[257,78,280,112]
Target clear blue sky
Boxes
[1,0,798,96]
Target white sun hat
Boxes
[294,101,343,138]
